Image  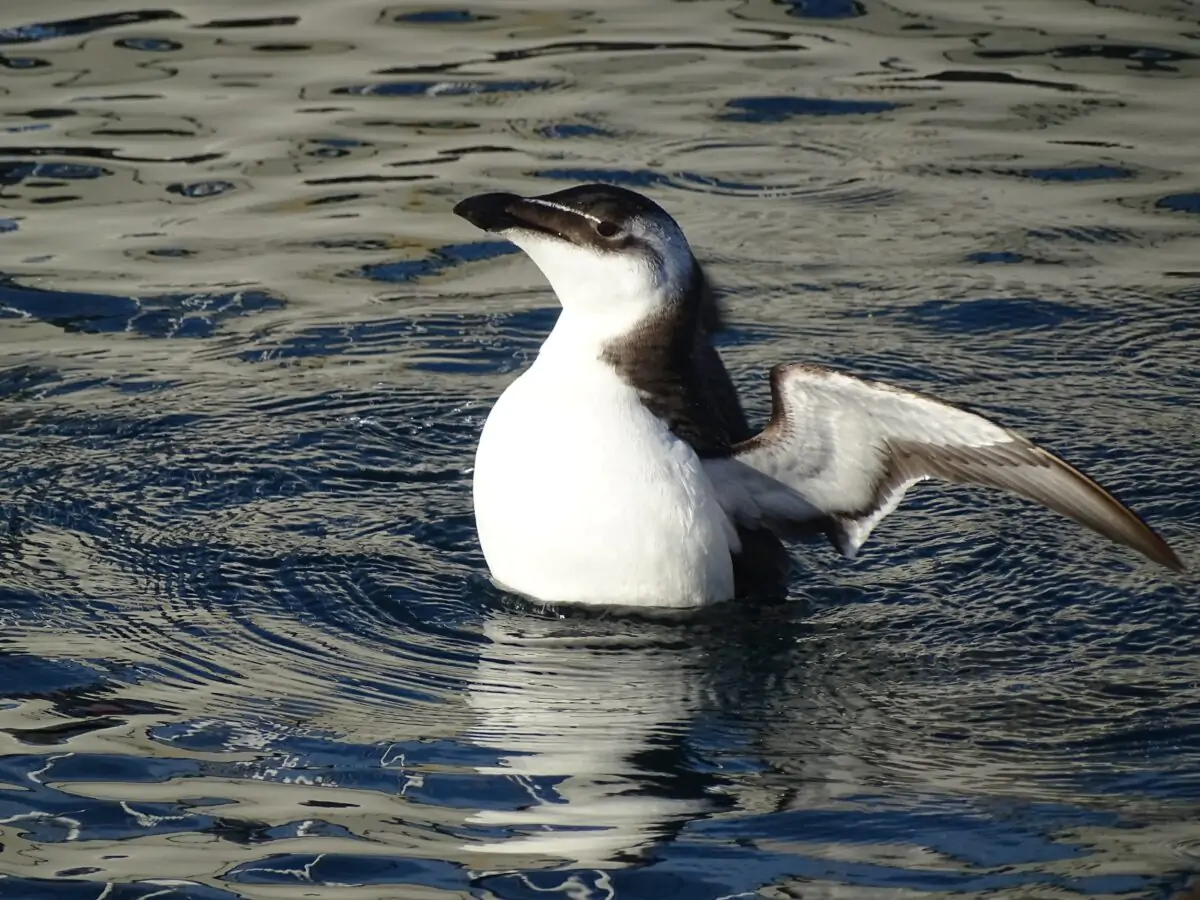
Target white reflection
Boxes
[462,607,713,867]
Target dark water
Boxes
[1,1,1199,897]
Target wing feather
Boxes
[705,363,1183,570]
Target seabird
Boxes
[453,183,1183,609]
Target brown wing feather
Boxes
[890,437,1183,571]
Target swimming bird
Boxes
[453,183,1183,609]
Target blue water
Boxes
[1,1,1199,898]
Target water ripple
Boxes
[0,0,1198,897]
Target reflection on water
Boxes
[2,0,1199,896]
[465,611,717,868]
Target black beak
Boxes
[452,192,524,233]
[453,191,583,242]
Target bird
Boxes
[452,183,1183,609]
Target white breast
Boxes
[472,318,736,608]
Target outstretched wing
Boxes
[704,363,1183,570]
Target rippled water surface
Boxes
[2,0,1200,897]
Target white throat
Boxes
[505,228,692,351]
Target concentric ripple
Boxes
[1,0,1199,898]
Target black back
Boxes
[601,260,748,457]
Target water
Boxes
[1,0,1198,897]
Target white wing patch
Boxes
[830,475,920,559]
[704,363,1183,570]
[703,457,823,533]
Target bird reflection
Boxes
[460,598,810,869]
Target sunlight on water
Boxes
[1,0,1199,897]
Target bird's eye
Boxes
[595,220,620,238]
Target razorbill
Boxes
[453,183,1183,609]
